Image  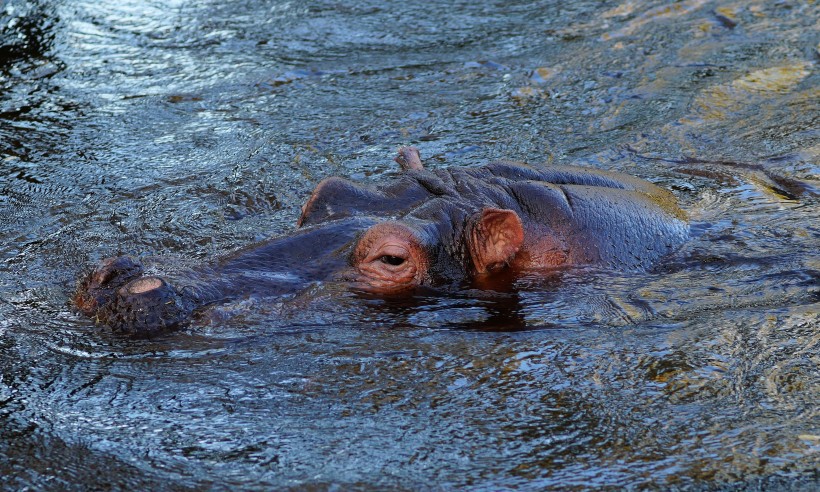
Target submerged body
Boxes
[75,148,688,334]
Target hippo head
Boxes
[76,146,687,334]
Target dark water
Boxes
[1,0,818,489]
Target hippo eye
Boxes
[379,255,405,266]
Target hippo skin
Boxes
[75,147,688,334]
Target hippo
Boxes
[74,147,688,334]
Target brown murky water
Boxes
[1,0,818,489]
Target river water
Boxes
[1,0,818,489]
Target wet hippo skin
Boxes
[75,147,688,334]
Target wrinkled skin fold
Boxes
[75,147,688,334]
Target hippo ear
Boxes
[466,208,524,274]
[394,146,424,171]
[298,177,386,227]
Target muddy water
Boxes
[1,0,818,489]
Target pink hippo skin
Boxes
[75,147,688,334]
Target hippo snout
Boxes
[75,257,190,334]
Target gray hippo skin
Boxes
[75,147,688,334]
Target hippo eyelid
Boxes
[369,243,412,263]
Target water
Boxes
[1,0,818,489]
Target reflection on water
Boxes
[1,0,818,489]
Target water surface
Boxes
[1,0,818,489]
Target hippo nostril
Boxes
[127,277,163,294]
[76,256,147,316]
[103,276,189,335]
